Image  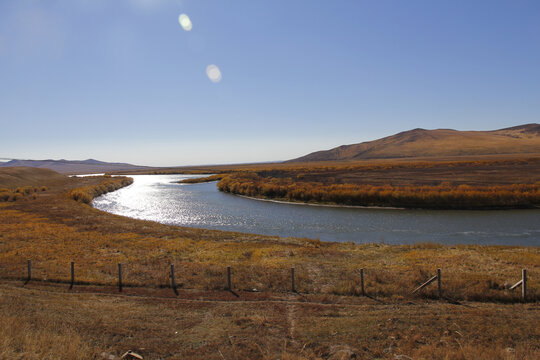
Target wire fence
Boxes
[2,259,534,303]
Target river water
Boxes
[92,174,540,245]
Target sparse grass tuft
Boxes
[0,184,49,202]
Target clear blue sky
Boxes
[1,1,539,166]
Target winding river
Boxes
[92,174,540,245]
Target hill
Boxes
[0,158,150,174]
[289,123,540,162]
[0,167,70,189]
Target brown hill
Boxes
[289,124,540,162]
[0,167,70,190]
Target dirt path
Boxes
[286,297,298,341]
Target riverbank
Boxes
[177,173,223,184]
[94,174,540,244]
[1,168,539,358]
[2,170,537,301]
[163,157,540,209]
[219,174,540,209]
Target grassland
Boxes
[0,166,539,359]
[2,282,538,360]
[174,156,540,209]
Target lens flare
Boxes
[178,14,192,31]
[206,64,222,83]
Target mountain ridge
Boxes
[289,124,540,162]
[0,158,150,174]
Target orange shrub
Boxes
[69,177,133,204]
[0,189,11,202]
[218,173,540,209]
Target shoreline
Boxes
[90,176,540,246]
[181,173,540,210]
[232,192,407,210]
[228,192,540,211]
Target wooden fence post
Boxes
[291,268,295,292]
[360,268,365,296]
[522,269,527,300]
[118,263,123,292]
[27,259,31,283]
[227,266,231,291]
[437,268,442,298]
[412,273,439,294]
[171,264,178,295]
[69,261,75,289]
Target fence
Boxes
[16,260,533,302]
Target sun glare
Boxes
[178,13,192,31]
[206,64,222,83]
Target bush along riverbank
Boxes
[216,173,540,209]
[69,176,133,204]
[177,174,225,184]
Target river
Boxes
[92,174,540,245]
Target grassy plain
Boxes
[174,156,540,209]
[0,165,539,359]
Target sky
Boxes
[1,0,539,166]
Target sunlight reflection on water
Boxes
[92,175,540,245]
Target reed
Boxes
[68,176,133,204]
[217,173,540,209]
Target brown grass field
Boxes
[177,156,540,209]
[0,165,539,359]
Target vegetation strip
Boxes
[212,158,540,209]
[177,174,225,184]
[218,174,540,209]
[68,175,133,204]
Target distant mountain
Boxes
[0,158,150,174]
[289,124,540,162]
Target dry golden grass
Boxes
[0,167,69,189]
[218,173,540,209]
[177,174,225,184]
[113,153,540,179]
[1,200,538,302]
[0,185,49,203]
[214,157,540,209]
[0,172,538,301]
[0,167,539,358]
[0,282,538,359]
